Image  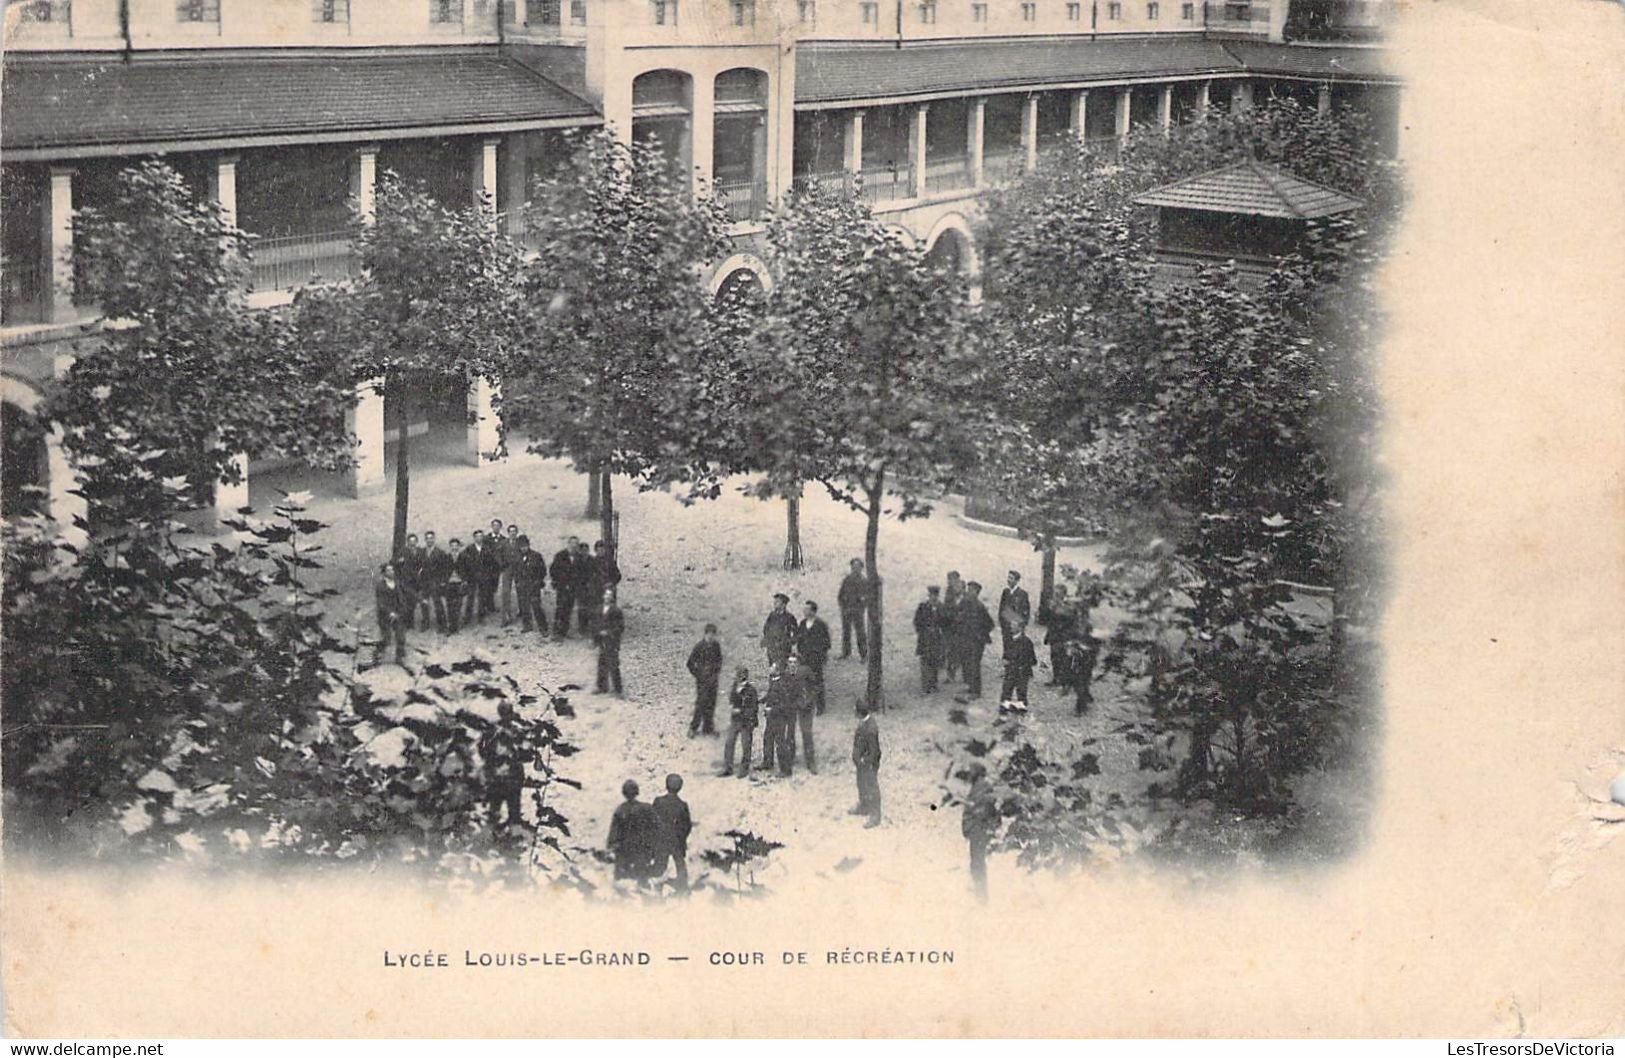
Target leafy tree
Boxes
[727,184,987,708]
[48,160,355,526]
[502,131,733,557]
[299,175,526,557]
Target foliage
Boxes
[297,174,526,555]
[716,181,988,707]
[51,160,355,518]
[698,829,786,899]
[2,493,578,883]
[944,716,1139,873]
[501,130,734,548]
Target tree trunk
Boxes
[585,464,602,519]
[863,471,885,712]
[599,468,616,562]
[390,378,412,559]
[1039,541,1057,614]
[783,489,804,571]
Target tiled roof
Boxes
[1,51,600,154]
[1133,160,1364,219]
[795,37,1245,104]
[1222,41,1394,81]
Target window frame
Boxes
[729,0,755,25]
[1146,0,1158,18]
[1065,1,1079,18]
[312,0,349,23]
[859,1,879,24]
[971,1,987,20]
[176,0,220,22]
[1106,0,1121,18]
[429,0,464,23]
[1019,1,1035,21]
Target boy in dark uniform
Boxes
[914,585,946,693]
[551,536,579,638]
[480,701,527,832]
[606,780,658,884]
[594,589,624,695]
[686,623,723,736]
[850,700,882,828]
[576,540,600,635]
[720,667,759,778]
[1001,620,1038,710]
[513,535,549,635]
[442,538,467,634]
[458,531,486,628]
[652,773,693,891]
[837,558,869,660]
[397,533,424,630]
[761,592,796,669]
[372,561,408,668]
[959,581,996,698]
[419,530,451,633]
[757,662,794,776]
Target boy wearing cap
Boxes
[652,773,693,890]
[720,667,759,778]
[761,592,797,669]
[686,623,724,736]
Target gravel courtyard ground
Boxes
[250,429,1157,901]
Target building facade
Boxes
[0,0,1400,521]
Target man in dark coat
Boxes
[914,585,947,694]
[785,651,819,774]
[796,601,832,715]
[594,539,622,597]
[594,589,624,695]
[442,538,468,634]
[576,540,600,635]
[761,592,796,669]
[481,701,527,832]
[551,536,579,639]
[1001,620,1038,708]
[1039,584,1076,688]
[720,667,759,778]
[419,531,451,633]
[373,562,408,668]
[850,700,882,828]
[499,522,523,626]
[958,581,996,698]
[998,570,1032,654]
[513,535,549,635]
[836,558,869,660]
[479,521,505,623]
[651,773,693,891]
[942,571,965,683]
[686,623,724,736]
[1069,616,1100,716]
[757,662,795,776]
[458,531,487,628]
[606,779,659,884]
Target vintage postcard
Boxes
[0,0,1621,1039]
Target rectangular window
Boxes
[730,0,754,24]
[1107,0,1120,17]
[1065,1,1078,18]
[971,1,986,19]
[860,1,878,23]
[176,0,219,21]
[1181,0,1193,17]
[918,0,935,22]
[1146,0,1158,17]
[312,0,349,22]
[1020,1,1035,20]
[797,0,815,23]
[1225,1,1250,19]
[525,0,560,22]
[429,0,463,22]
[569,0,585,23]
[651,0,676,23]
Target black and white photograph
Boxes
[0,0,1620,1042]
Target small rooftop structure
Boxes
[1134,160,1366,221]
[1135,161,1366,282]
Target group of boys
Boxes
[606,774,694,889]
[370,521,624,667]
[705,592,832,781]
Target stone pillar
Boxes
[1158,85,1173,136]
[350,145,379,223]
[843,109,865,187]
[1115,87,1132,141]
[41,166,75,324]
[207,155,238,230]
[1021,94,1039,172]
[344,377,386,498]
[968,97,986,187]
[472,137,500,211]
[1231,80,1253,112]
[466,376,501,467]
[691,74,715,199]
[1317,82,1333,117]
[207,158,250,528]
[1196,81,1211,122]
[1069,89,1088,142]
[908,103,928,198]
